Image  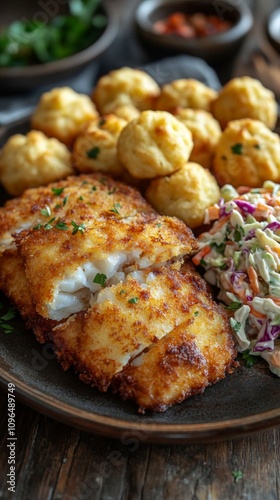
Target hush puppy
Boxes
[117,110,193,179]
[0,131,73,196]
[146,162,220,229]
[31,87,99,146]
[211,76,278,130]
[156,79,218,112]
[173,108,222,168]
[213,118,280,188]
[72,114,128,177]
[92,67,160,118]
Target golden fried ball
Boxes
[117,110,193,179]
[92,67,160,118]
[211,76,278,130]
[155,79,218,112]
[31,87,99,146]
[213,118,280,188]
[145,162,220,229]
[72,114,128,177]
[0,131,73,196]
[173,108,222,169]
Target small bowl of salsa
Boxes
[135,0,253,65]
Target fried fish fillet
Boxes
[14,210,196,321]
[0,251,57,343]
[0,173,156,254]
[52,263,236,411]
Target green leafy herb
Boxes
[93,273,107,286]
[231,470,244,483]
[41,206,51,217]
[110,203,121,215]
[91,186,97,191]
[0,305,16,334]
[228,301,242,311]
[99,118,106,126]
[128,297,139,304]
[55,221,68,230]
[71,221,86,235]
[231,143,243,155]
[63,195,68,206]
[78,196,84,201]
[194,311,199,316]
[232,321,241,334]
[0,0,106,67]
[241,350,258,368]
[87,147,100,159]
[52,187,65,196]
[119,290,125,296]
[108,188,116,195]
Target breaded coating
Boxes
[211,76,278,130]
[173,108,222,169]
[146,162,221,229]
[0,252,56,343]
[117,110,193,179]
[31,87,98,146]
[0,173,155,254]
[92,67,160,117]
[15,212,197,321]
[213,119,280,187]
[72,114,128,176]
[156,79,218,112]
[52,264,236,411]
[0,131,74,196]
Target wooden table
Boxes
[1,1,280,499]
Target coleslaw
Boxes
[193,181,280,376]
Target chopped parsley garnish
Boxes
[228,301,242,311]
[71,221,86,235]
[92,186,97,191]
[156,223,162,228]
[78,196,84,201]
[241,350,258,368]
[0,305,16,334]
[55,221,68,230]
[63,195,68,206]
[231,143,243,155]
[41,206,51,217]
[108,188,116,195]
[231,320,241,334]
[128,297,139,304]
[87,147,100,159]
[93,273,107,287]
[52,187,65,196]
[231,470,244,483]
[119,290,125,296]
[110,203,121,215]
[99,118,106,126]
[194,311,199,316]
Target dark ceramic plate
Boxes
[266,7,280,55]
[0,117,280,445]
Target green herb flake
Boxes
[108,188,116,195]
[228,301,242,311]
[232,321,241,334]
[99,118,106,126]
[254,143,261,150]
[119,290,125,296]
[71,221,86,235]
[92,185,97,191]
[0,308,16,322]
[194,311,199,316]
[231,143,243,155]
[87,147,100,159]
[241,350,258,368]
[93,273,107,287]
[110,203,121,215]
[231,470,244,483]
[78,196,84,201]
[128,297,139,304]
[63,195,68,206]
[41,206,51,217]
[55,221,68,230]
[156,223,162,228]
[52,187,65,196]
[0,305,16,334]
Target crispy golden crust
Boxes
[52,264,237,408]
[0,251,56,343]
[0,173,156,253]
[15,212,197,319]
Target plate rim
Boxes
[1,365,280,444]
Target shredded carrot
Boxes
[256,202,271,212]
[249,307,266,319]
[208,215,229,235]
[207,205,220,221]
[192,245,212,266]
[237,186,251,194]
[248,266,259,294]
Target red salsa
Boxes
[153,12,233,38]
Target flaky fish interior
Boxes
[52,263,237,411]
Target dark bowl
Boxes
[135,0,253,65]
[0,0,118,92]
[266,7,280,55]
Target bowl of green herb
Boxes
[0,0,117,91]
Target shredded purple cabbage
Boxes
[235,199,256,214]
[266,221,280,232]
[253,322,280,352]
